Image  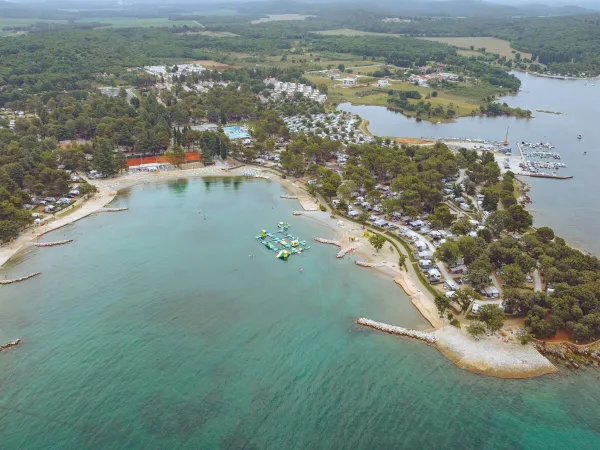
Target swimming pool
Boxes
[223,126,250,140]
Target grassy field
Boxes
[76,18,200,28]
[306,74,485,122]
[417,37,531,60]
[251,14,315,24]
[0,17,203,35]
[0,19,66,36]
[229,51,384,70]
[315,28,402,37]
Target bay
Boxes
[0,179,600,448]
[338,72,600,255]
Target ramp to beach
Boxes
[298,196,319,211]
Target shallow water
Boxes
[339,72,600,255]
[1,179,599,448]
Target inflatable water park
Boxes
[255,222,311,261]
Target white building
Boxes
[378,79,390,87]
[342,77,357,87]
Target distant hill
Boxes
[0,0,592,19]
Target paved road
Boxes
[533,269,543,292]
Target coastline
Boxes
[0,163,559,379]
[0,165,248,268]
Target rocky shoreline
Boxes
[532,340,600,370]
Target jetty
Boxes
[35,239,73,248]
[0,339,21,353]
[521,173,573,180]
[314,238,340,247]
[356,318,437,344]
[336,247,356,258]
[0,272,41,285]
[99,207,128,212]
[280,195,298,200]
[355,261,385,268]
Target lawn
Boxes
[417,37,531,60]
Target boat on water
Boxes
[578,134,582,139]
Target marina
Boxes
[517,142,572,179]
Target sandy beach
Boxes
[0,165,261,268]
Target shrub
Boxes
[319,204,326,212]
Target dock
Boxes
[356,318,437,344]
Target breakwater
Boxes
[0,339,21,353]
[35,239,73,247]
[314,238,356,258]
[355,261,385,268]
[99,207,128,212]
[0,272,41,285]
[314,238,340,246]
[356,318,437,344]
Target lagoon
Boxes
[339,72,600,255]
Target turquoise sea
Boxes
[1,179,600,448]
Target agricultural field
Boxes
[417,37,532,60]
[305,74,485,122]
[315,28,403,37]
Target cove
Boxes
[1,178,600,447]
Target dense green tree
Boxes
[369,233,386,252]
[467,320,487,337]
[502,263,526,287]
[435,241,461,266]
[478,304,505,332]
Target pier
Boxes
[356,318,437,344]
[35,239,73,248]
[280,195,298,199]
[0,272,41,285]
